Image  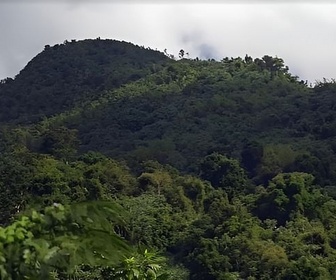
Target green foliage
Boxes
[0,150,35,225]
[0,202,130,279]
[4,39,336,279]
[120,194,175,250]
[255,144,298,184]
[254,172,324,225]
[4,42,336,187]
[108,249,169,280]
[199,153,248,198]
[39,126,80,160]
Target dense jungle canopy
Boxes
[1,38,336,279]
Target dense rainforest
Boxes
[1,38,336,279]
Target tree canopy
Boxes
[1,38,336,279]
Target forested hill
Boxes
[0,39,169,123]
[2,39,336,186]
[2,39,336,279]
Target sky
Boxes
[0,1,336,84]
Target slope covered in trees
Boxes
[0,39,169,123]
[1,39,336,279]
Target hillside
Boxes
[2,39,336,279]
[0,38,169,123]
[2,40,336,185]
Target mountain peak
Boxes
[0,39,169,122]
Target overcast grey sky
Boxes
[0,1,336,83]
